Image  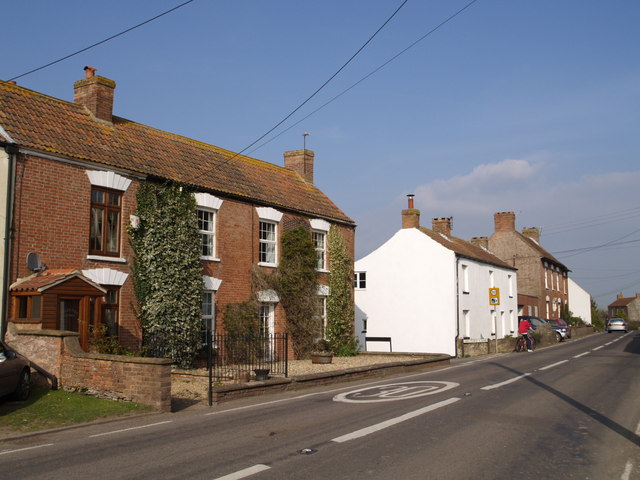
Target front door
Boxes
[59,297,89,350]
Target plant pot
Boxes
[253,368,270,381]
[311,352,333,364]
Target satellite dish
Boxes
[26,252,44,272]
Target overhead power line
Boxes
[8,0,196,81]
[556,227,640,260]
[248,0,481,154]
[224,0,411,163]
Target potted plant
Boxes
[311,339,333,364]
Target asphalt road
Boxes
[1,331,639,480]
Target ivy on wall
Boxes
[277,226,320,358]
[129,182,203,368]
[326,226,357,355]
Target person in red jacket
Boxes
[518,318,534,352]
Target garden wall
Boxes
[5,323,172,412]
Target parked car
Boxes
[0,340,31,401]
[606,318,628,333]
[545,318,572,341]
[518,316,547,330]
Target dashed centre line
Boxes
[88,420,173,438]
[573,352,590,358]
[332,397,460,443]
[214,464,271,480]
[481,373,531,391]
[539,360,569,371]
[0,444,54,456]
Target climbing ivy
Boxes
[326,226,357,355]
[129,181,203,368]
[276,226,320,358]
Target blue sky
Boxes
[3,0,639,310]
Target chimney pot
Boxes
[84,66,97,78]
[407,194,415,209]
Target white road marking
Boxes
[214,464,271,480]
[573,352,590,358]
[334,381,459,403]
[0,443,54,456]
[605,342,613,346]
[331,397,460,443]
[88,420,173,437]
[481,373,531,390]
[593,346,604,351]
[539,360,569,371]
[621,460,633,480]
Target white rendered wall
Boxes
[568,278,592,324]
[457,258,518,340]
[355,229,457,356]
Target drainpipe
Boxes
[455,257,462,358]
[0,141,17,340]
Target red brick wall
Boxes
[11,152,356,358]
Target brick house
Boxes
[608,293,640,324]
[0,67,355,356]
[487,211,569,319]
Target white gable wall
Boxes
[355,229,457,356]
[568,278,592,324]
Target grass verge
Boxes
[0,386,152,435]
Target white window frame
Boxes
[195,193,223,262]
[354,271,367,289]
[508,274,514,298]
[256,207,282,267]
[259,220,277,266]
[259,303,275,337]
[461,264,469,293]
[312,230,327,271]
[197,208,217,260]
[316,296,327,338]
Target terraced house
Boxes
[0,67,355,355]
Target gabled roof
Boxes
[0,80,354,225]
[418,227,516,270]
[517,233,568,270]
[10,269,107,294]
[608,296,635,308]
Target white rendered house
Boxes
[568,278,592,324]
[355,197,518,357]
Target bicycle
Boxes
[515,334,535,352]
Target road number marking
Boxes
[333,381,459,403]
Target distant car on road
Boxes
[0,340,31,401]
[606,318,628,333]
[545,318,572,341]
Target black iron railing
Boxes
[207,332,288,383]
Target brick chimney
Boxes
[73,66,116,122]
[522,227,540,243]
[617,293,625,299]
[494,211,516,233]
[432,217,452,236]
[471,236,489,249]
[284,149,314,183]
[401,194,420,229]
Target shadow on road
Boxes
[493,337,640,447]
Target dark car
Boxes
[545,318,572,341]
[0,340,31,401]
[606,318,628,333]
[518,315,547,330]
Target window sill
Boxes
[462,291,470,295]
[201,256,221,263]
[87,255,127,263]
[257,262,277,268]
[316,268,330,273]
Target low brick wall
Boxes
[5,323,172,412]
[209,355,451,404]
[572,326,594,338]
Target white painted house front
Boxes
[568,278,592,325]
[354,199,518,357]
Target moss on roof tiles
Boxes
[1,80,353,224]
